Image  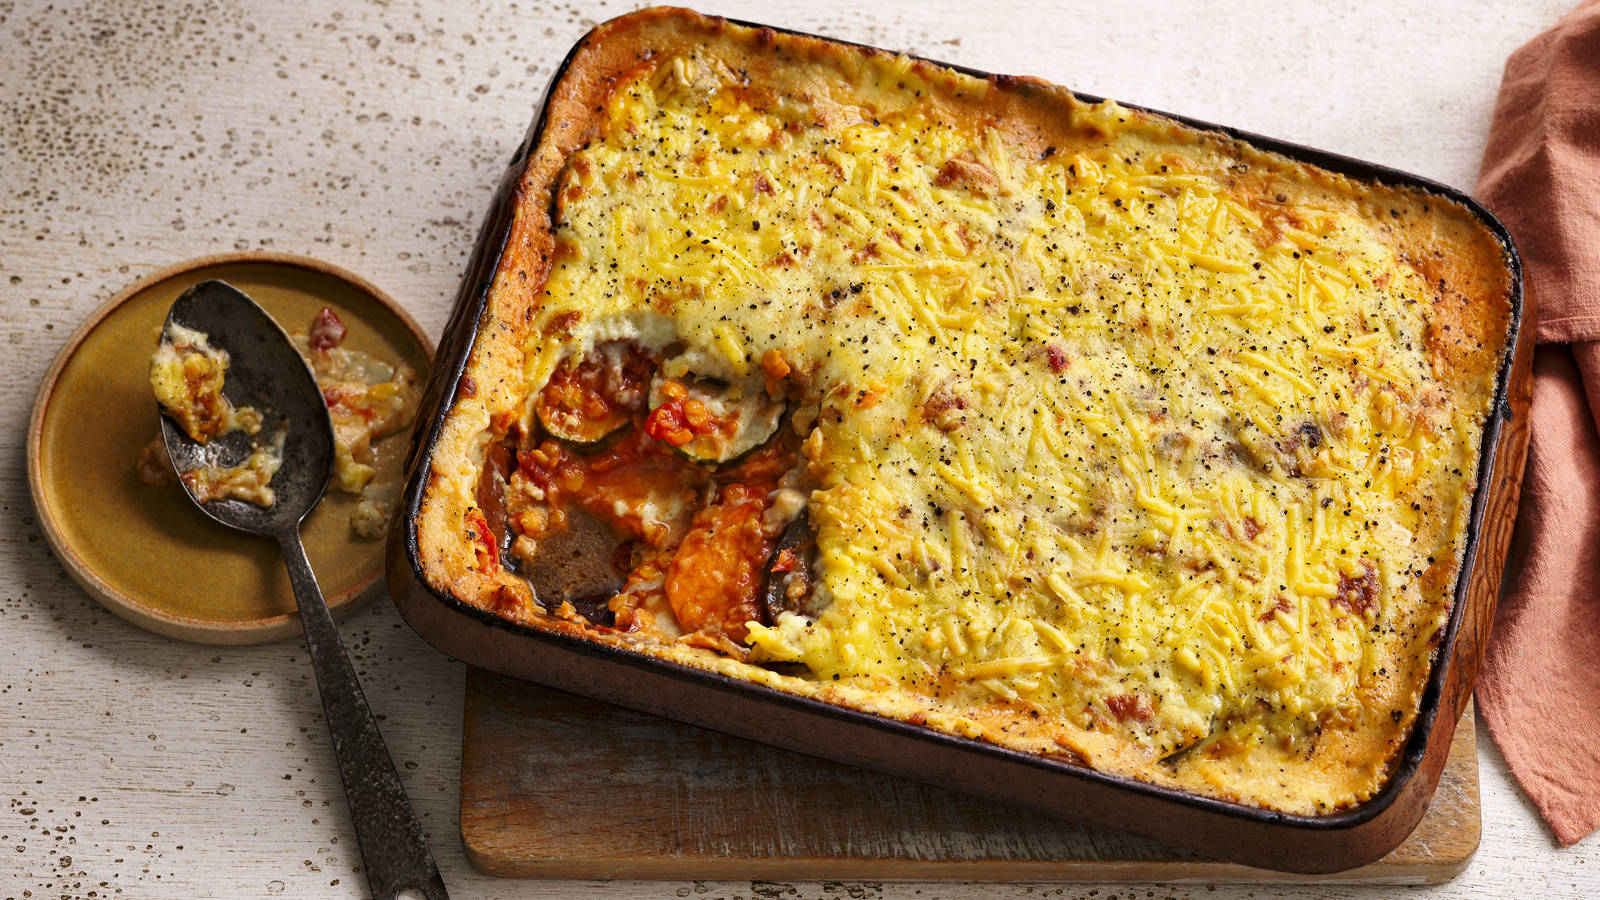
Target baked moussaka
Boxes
[410,7,1515,814]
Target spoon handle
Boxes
[279,532,450,900]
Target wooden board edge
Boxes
[460,856,1471,884]
[458,670,1480,885]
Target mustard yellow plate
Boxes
[27,253,434,644]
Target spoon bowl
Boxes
[159,281,334,536]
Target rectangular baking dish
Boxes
[388,7,1533,873]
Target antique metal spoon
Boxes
[158,280,448,900]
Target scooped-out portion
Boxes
[481,337,810,656]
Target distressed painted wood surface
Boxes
[3,0,1597,897]
[461,669,1482,883]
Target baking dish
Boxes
[388,6,1532,871]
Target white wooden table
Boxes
[4,1,1596,896]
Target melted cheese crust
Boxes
[415,9,1512,814]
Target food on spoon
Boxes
[181,428,286,506]
[149,323,262,443]
[148,322,279,507]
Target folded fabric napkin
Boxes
[1474,0,1600,847]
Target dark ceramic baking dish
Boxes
[388,8,1534,873]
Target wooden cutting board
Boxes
[460,667,1479,883]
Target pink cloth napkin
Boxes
[1474,0,1600,847]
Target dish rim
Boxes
[397,10,1525,835]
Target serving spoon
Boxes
[159,280,448,900]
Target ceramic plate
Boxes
[29,252,434,644]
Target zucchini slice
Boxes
[533,341,652,446]
[646,374,785,465]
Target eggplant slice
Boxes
[518,508,625,625]
[648,373,785,465]
[759,507,824,623]
[475,439,515,559]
